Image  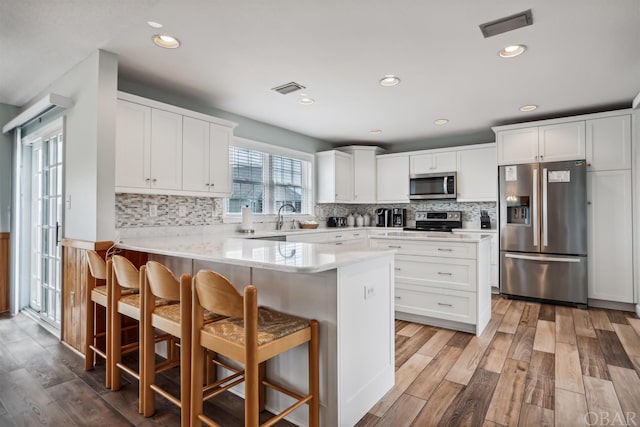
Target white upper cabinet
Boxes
[115,99,151,189]
[410,151,457,174]
[316,150,353,203]
[115,100,183,191]
[538,121,585,162]
[150,108,183,191]
[456,145,497,202]
[115,92,236,196]
[351,148,378,203]
[496,121,585,165]
[182,117,231,195]
[377,154,409,203]
[586,115,631,171]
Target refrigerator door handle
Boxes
[505,253,581,263]
[542,167,548,247]
[532,168,538,246]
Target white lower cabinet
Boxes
[370,236,491,335]
[452,230,498,289]
[587,170,634,303]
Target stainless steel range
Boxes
[404,211,462,232]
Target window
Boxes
[226,138,313,215]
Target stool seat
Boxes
[155,304,223,324]
[203,308,308,346]
[91,285,108,306]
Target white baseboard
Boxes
[588,298,636,312]
[636,304,640,318]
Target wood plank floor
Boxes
[357,296,640,427]
[1,296,640,426]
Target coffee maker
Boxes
[391,208,407,227]
[375,208,390,227]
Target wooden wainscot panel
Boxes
[0,233,9,313]
[61,238,147,355]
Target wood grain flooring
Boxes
[2,297,640,427]
[357,296,640,427]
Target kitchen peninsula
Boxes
[118,234,396,427]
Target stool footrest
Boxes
[155,359,180,374]
[149,383,181,408]
[116,362,140,380]
[197,414,221,427]
[261,393,312,427]
[88,345,107,361]
[202,372,245,402]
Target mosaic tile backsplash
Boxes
[116,193,496,229]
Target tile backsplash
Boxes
[117,193,497,229]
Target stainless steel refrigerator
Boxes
[499,160,588,305]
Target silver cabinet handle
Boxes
[335,235,342,238]
[394,267,401,271]
[532,168,538,246]
[438,302,453,307]
[354,233,360,237]
[542,167,548,247]
[437,248,452,252]
[210,183,214,187]
[388,245,402,249]
[152,178,157,183]
[395,296,401,299]
[437,272,453,276]
[335,242,343,245]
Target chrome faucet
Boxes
[276,203,296,230]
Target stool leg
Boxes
[205,350,217,385]
[142,309,155,416]
[309,320,319,427]
[84,298,94,371]
[191,339,204,427]
[111,311,122,391]
[258,362,266,412]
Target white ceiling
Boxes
[2,0,639,146]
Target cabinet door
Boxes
[151,109,183,190]
[209,124,232,195]
[115,100,151,188]
[182,116,210,192]
[586,115,631,171]
[335,152,353,201]
[433,152,457,172]
[409,152,455,174]
[352,149,376,203]
[409,153,432,174]
[538,121,585,162]
[456,147,497,201]
[587,170,633,302]
[377,155,409,203]
[496,127,538,165]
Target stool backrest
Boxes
[145,261,180,301]
[112,255,140,289]
[86,250,107,280]
[194,270,244,318]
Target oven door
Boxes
[409,173,456,199]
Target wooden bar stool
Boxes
[190,269,319,427]
[141,261,195,426]
[85,250,111,388]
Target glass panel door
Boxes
[30,131,63,328]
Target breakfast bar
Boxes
[118,234,396,427]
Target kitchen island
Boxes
[118,234,396,427]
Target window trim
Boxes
[223,137,315,222]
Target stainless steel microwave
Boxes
[409,172,457,200]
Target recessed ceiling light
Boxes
[379,75,400,87]
[519,105,538,112]
[434,119,449,125]
[499,44,526,58]
[298,97,315,105]
[153,34,180,49]
[147,21,163,29]
[369,129,382,134]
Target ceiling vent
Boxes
[479,9,533,38]
[271,81,306,95]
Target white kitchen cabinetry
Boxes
[115,100,183,191]
[116,92,236,195]
[453,230,498,289]
[316,150,353,203]
[588,170,634,303]
[586,115,632,171]
[182,117,232,196]
[369,236,491,335]
[286,229,367,246]
[496,121,585,165]
[410,151,457,174]
[337,146,383,203]
[456,145,497,201]
[377,154,409,203]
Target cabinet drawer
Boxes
[329,230,366,241]
[286,232,327,243]
[370,238,476,259]
[333,238,367,247]
[395,255,476,292]
[395,285,475,324]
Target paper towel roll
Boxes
[241,206,254,231]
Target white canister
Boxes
[347,213,355,227]
[363,213,371,227]
[355,213,364,227]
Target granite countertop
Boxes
[117,234,395,273]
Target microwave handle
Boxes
[443,176,448,194]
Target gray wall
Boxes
[118,79,333,154]
[0,103,18,232]
[22,50,118,241]
[381,129,495,154]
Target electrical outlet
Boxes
[65,194,72,209]
[149,204,158,217]
[364,285,375,300]
[178,206,187,217]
